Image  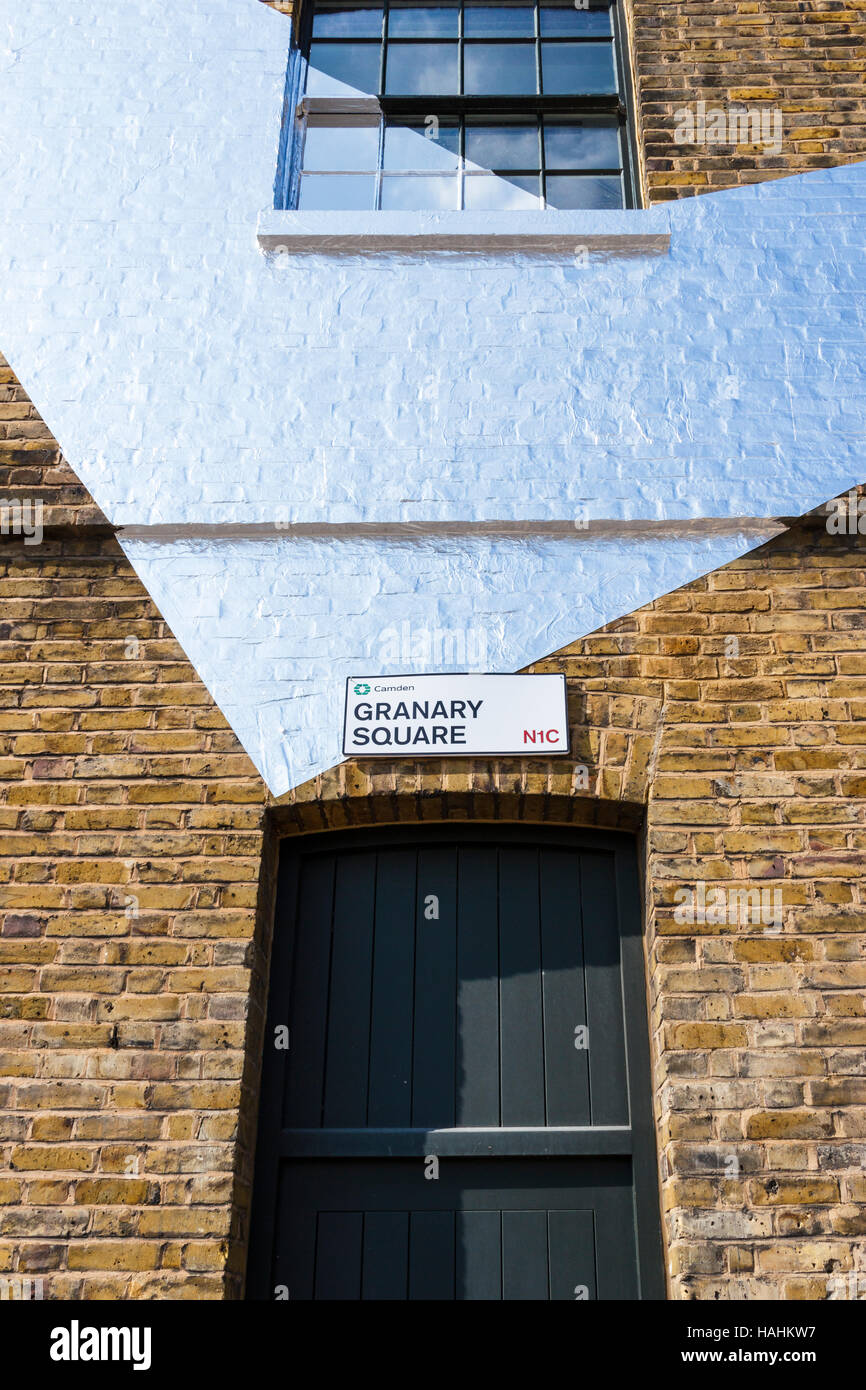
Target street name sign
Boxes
[343,674,569,757]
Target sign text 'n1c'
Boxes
[343,674,569,757]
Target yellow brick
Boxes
[10,1146,94,1172]
[667,1022,748,1050]
[67,1242,161,1271]
[749,1179,839,1205]
[745,1111,834,1140]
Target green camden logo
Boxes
[353,683,371,696]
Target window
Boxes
[287,1,638,211]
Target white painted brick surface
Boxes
[0,1,864,526]
[121,532,779,793]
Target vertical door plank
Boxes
[412,847,457,1128]
[502,1210,548,1300]
[594,1183,640,1300]
[274,1175,316,1302]
[499,849,545,1126]
[362,1211,409,1299]
[368,849,417,1126]
[457,1210,501,1300]
[456,847,500,1127]
[540,849,590,1126]
[323,853,377,1127]
[580,852,629,1127]
[548,1210,597,1301]
[409,1211,455,1300]
[283,855,335,1127]
[314,1212,363,1300]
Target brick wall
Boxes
[4,0,866,1293]
[273,515,866,1300]
[587,521,866,1298]
[0,356,271,1297]
[2,358,865,1297]
[628,0,866,203]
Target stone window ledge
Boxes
[256,208,671,258]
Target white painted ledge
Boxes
[257,207,671,257]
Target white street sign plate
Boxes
[343,674,569,757]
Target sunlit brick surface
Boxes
[2,368,864,1297]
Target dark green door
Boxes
[247,825,663,1300]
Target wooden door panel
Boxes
[249,826,663,1301]
[275,1157,637,1301]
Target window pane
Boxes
[464,5,536,37]
[539,3,612,37]
[541,41,616,93]
[384,122,460,169]
[464,43,537,95]
[308,42,381,95]
[380,174,459,209]
[544,120,620,169]
[312,3,384,37]
[303,122,380,171]
[299,174,377,209]
[545,173,622,208]
[465,123,539,170]
[385,42,459,93]
[464,173,541,208]
[388,3,459,37]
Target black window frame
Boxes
[281,0,640,211]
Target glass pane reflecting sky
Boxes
[308,42,381,94]
[384,123,461,169]
[464,5,536,38]
[541,41,616,93]
[312,4,384,38]
[299,174,377,209]
[303,123,380,171]
[464,173,540,208]
[388,3,460,36]
[540,4,612,37]
[385,42,460,93]
[380,174,460,209]
[544,121,620,168]
[465,124,540,169]
[464,44,538,95]
[545,172,622,208]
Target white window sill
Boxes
[256,207,670,257]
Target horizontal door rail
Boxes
[280,1126,633,1159]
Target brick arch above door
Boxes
[270,690,665,839]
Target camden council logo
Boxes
[353,683,370,695]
